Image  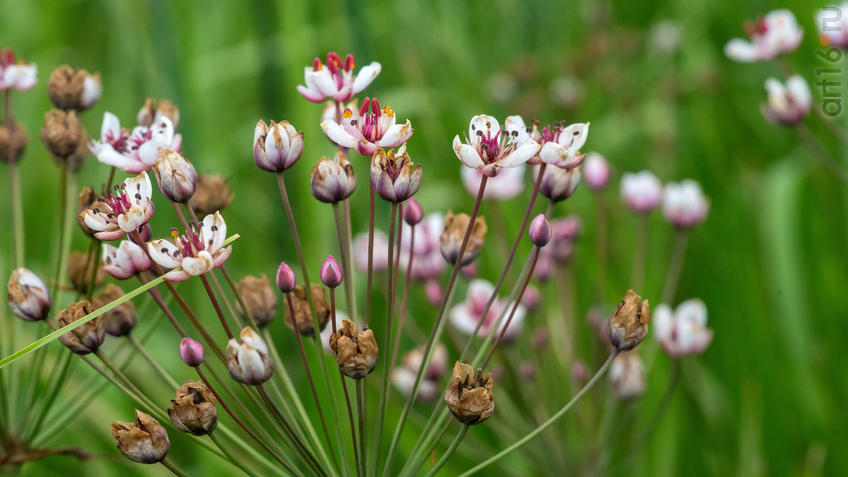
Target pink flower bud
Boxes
[276,262,296,293]
[521,285,541,311]
[179,337,204,366]
[528,214,552,247]
[621,171,662,213]
[583,153,610,190]
[320,255,343,288]
[403,198,423,226]
[425,279,443,306]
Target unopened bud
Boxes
[539,164,581,203]
[227,327,274,385]
[608,290,651,351]
[311,151,356,203]
[188,173,233,217]
[47,65,101,111]
[403,197,423,226]
[235,274,277,327]
[57,300,104,355]
[440,211,487,266]
[320,255,343,288]
[330,320,378,379]
[180,337,205,367]
[168,381,218,436]
[276,262,296,293]
[370,147,422,203]
[7,267,50,321]
[154,149,196,203]
[253,120,304,172]
[445,361,495,425]
[583,152,610,191]
[528,214,552,247]
[93,284,137,337]
[112,410,170,464]
[609,351,646,400]
[0,121,28,164]
[41,109,85,159]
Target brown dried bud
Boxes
[93,284,137,337]
[57,300,104,355]
[329,320,378,379]
[41,109,85,159]
[67,250,104,295]
[444,361,494,425]
[283,284,330,336]
[440,211,487,266]
[77,187,107,238]
[137,98,180,128]
[111,410,170,464]
[0,120,28,164]
[168,380,218,436]
[608,290,651,351]
[236,274,277,327]
[47,65,101,111]
[188,173,234,217]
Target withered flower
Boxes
[67,250,104,295]
[370,146,422,203]
[111,410,170,464]
[0,120,28,163]
[444,361,495,425]
[7,267,50,322]
[608,289,651,351]
[137,98,180,128]
[168,380,218,436]
[188,173,233,217]
[57,300,104,355]
[235,274,277,327]
[93,284,137,337]
[227,327,274,385]
[311,150,357,203]
[329,320,378,379]
[283,284,330,336]
[47,65,101,111]
[440,211,487,266]
[41,109,85,159]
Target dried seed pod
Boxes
[608,289,651,351]
[168,380,218,436]
[444,361,495,425]
[0,120,28,163]
[67,250,105,295]
[440,211,487,266]
[329,320,378,379]
[57,300,104,354]
[188,173,233,217]
[137,98,180,128]
[92,284,137,337]
[41,109,85,159]
[47,65,101,111]
[283,284,330,336]
[235,274,277,327]
[111,410,170,464]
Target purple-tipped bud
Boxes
[320,256,343,288]
[180,337,205,367]
[138,223,153,242]
[528,214,552,247]
[276,262,296,293]
[403,198,423,226]
[153,149,197,203]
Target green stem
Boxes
[356,379,367,477]
[160,456,189,477]
[660,230,688,304]
[332,202,357,321]
[424,425,469,477]
[458,352,619,476]
[127,333,180,389]
[208,431,260,477]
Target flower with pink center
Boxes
[370,146,422,202]
[297,52,381,103]
[724,10,803,62]
[81,172,156,241]
[528,119,590,169]
[663,180,709,229]
[102,240,152,279]
[817,4,848,49]
[90,112,182,173]
[583,152,611,190]
[621,170,662,213]
[400,213,445,281]
[461,164,525,200]
[147,212,232,282]
[353,231,389,273]
[654,299,713,357]
[761,75,811,126]
[321,97,413,156]
[450,279,525,341]
[0,50,36,91]
[453,115,540,177]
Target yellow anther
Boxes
[170,230,179,239]
[387,149,395,158]
[343,109,353,119]
[383,106,394,117]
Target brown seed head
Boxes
[168,380,218,436]
[0,121,28,163]
[283,284,330,336]
[137,98,180,128]
[608,289,651,351]
[444,361,495,425]
[188,173,234,216]
[235,274,277,327]
[57,300,104,354]
[329,320,379,379]
[93,284,137,337]
[440,211,487,266]
[41,109,85,159]
[111,410,170,464]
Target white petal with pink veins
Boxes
[238,347,266,381]
[96,148,140,171]
[309,68,338,97]
[352,62,381,94]
[182,251,215,276]
[100,112,122,141]
[201,212,227,253]
[453,136,484,169]
[468,115,499,146]
[500,141,540,168]
[147,239,182,269]
[557,123,589,151]
[378,121,413,147]
[212,246,232,269]
[321,120,358,148]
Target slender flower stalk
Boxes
[381,176,488,476]
[365,182,376,326]
[458,352,619,476]
[5,90,24,267]
[332,203,356,321]
[424,424,469,477]
[795,124,848,186]
[373,202,398,467]
[200,275,234,339]
[391,220,416,380]
[329,288,361,477]
[661,230,688,304]
[630,215,650,291]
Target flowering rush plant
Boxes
[1,47,714,477]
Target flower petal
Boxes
[201,211,227,253]
[321,120,358,148]
[351,62,381,94]
[147,239,182,269]
[453,136,484,169]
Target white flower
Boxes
[297,53,381,103]
[621,170,662,213]
[82,172,156,241]
[461,164,525,200]
[761,75,811,126]
[609,351,646,400]
[450,279,525,340]
[663,180,709,228]
[724,10,803,62]
[817,4,848,49]
[227,327,273,385]
[147,212,232,282]
[7,268,50,321]
[90,112,182,173]
[0,51,36,91]
[530,119,590,169]
[453,115,540,177]
[102,240,152,279]
[583,152,611,190]
[321,98,413,156]
[654,299,714,357]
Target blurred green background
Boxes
[1,0,847,475]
